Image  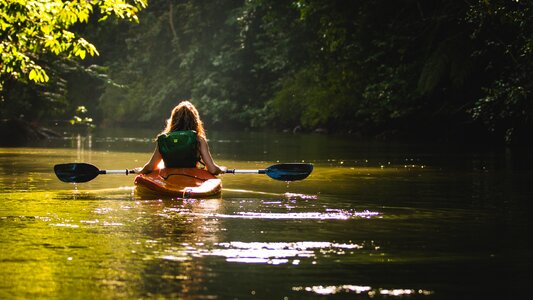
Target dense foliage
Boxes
[0,0,146,119]
[2,0,532,143]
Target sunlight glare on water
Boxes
[149,240,379,266]
[292,285,434,297]
[184,210,379,220]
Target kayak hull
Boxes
[134,168,222,198]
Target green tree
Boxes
[0,0,146,89]
[466,0,533,143]
[16,0,528,144]
[98,1,244,126]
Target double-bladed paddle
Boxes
[54,163,313,183]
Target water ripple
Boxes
[185,210,379,220]
[154,240,379,265]
[283,192,318,200]
[292,285,434,297]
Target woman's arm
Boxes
[136,144,162,174]
[198,136,226,175]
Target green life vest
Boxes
[157,130,199,168]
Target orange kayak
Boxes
[134,168,222,198]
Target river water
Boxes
[0,128,531,299]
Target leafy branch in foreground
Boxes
[0,0,147,89]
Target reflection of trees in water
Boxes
[75,134,92,163]
[139,198,223,298]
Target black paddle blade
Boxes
[54,163,100,183]
[265,163,313,181]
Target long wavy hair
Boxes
[162,101,206,139]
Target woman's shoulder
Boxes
[197,134,207,143]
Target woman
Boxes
[136,101,226,175]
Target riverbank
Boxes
[0,119,61,146]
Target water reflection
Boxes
[185,210,379,220]
[191,241,375,265]
[74,134,92,163]
[133,198,224,298]
[293,285,434,297]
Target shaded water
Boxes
[0,129,532,299]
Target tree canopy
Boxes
[1,0,532,144]
[0,0,146,86]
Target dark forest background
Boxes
[1,0,532,144]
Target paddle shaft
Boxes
[108,169,265,175]
[225,169,266,174]
[102,169,137,175]
[104,169,267,175]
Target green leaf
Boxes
[29,69,37,81]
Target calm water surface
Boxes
[0,129,532,299]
